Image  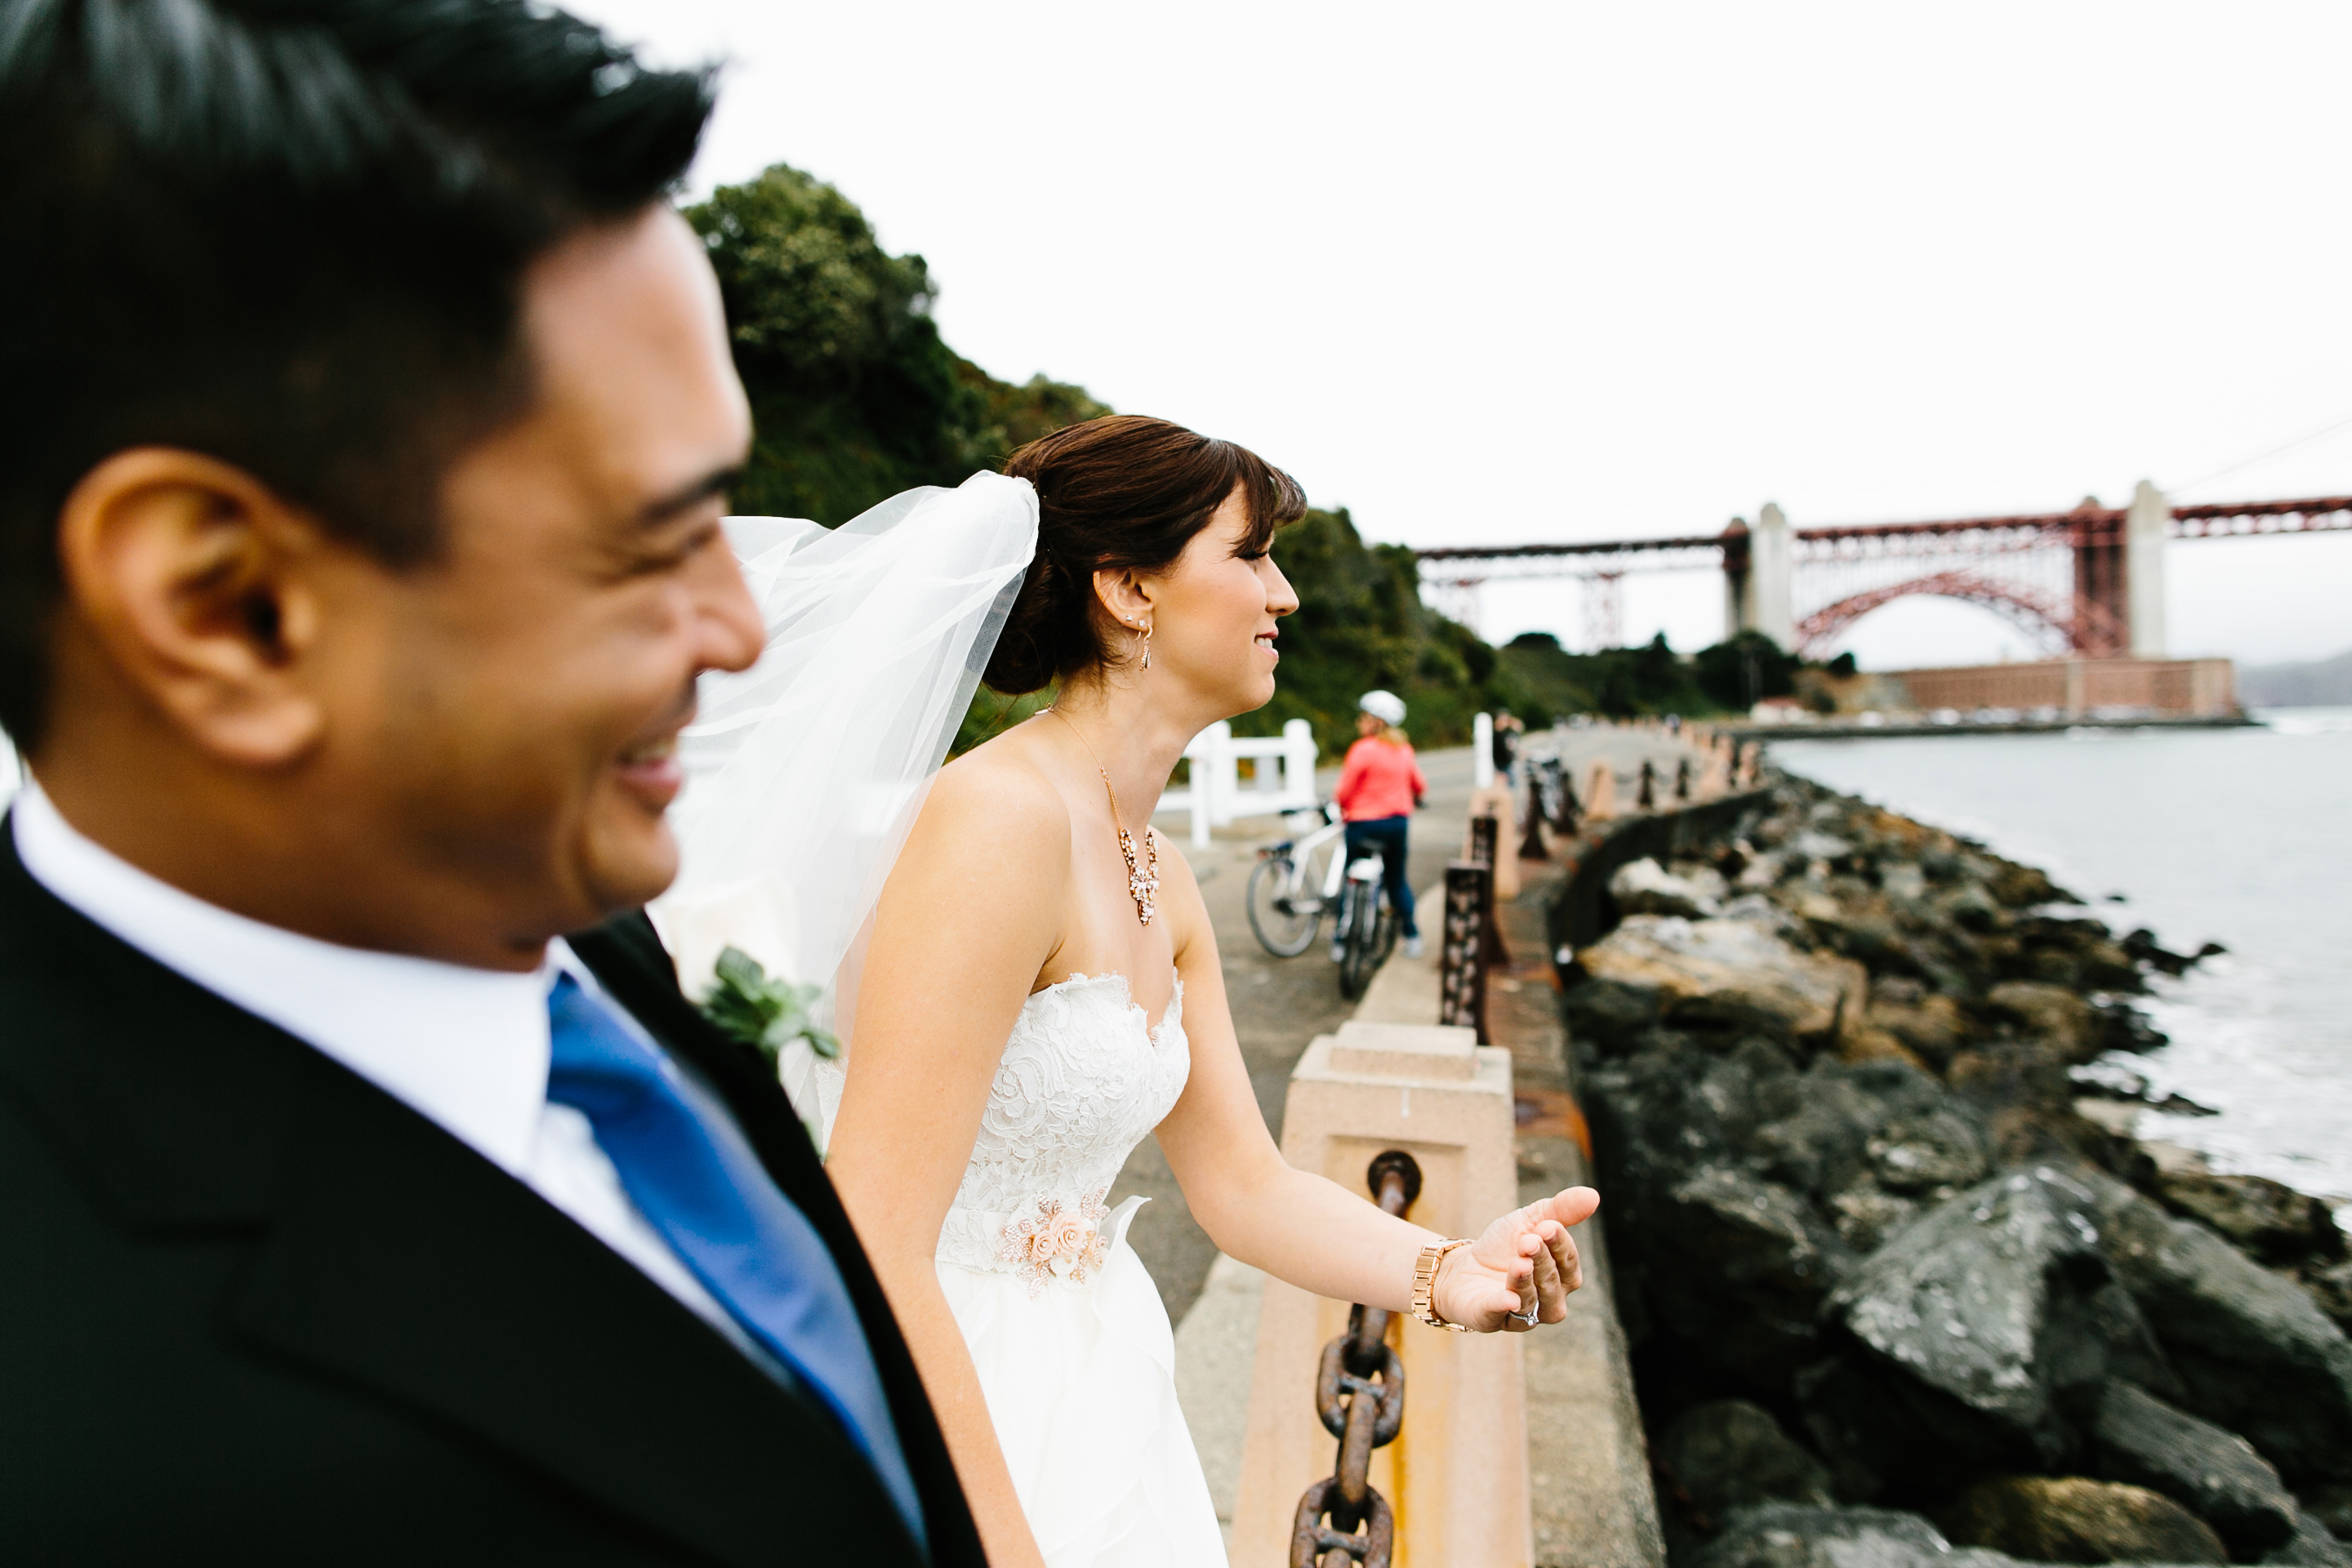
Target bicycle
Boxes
[1246,802,1346,958]
[1333,844,1399,1000]
[1245,802,1398,997]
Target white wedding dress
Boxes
[928,969,1226,1566]
[651,476,1227,1564]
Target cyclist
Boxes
[1333,689,1428,962]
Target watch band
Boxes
[1410,1238,1476,1331]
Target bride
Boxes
[811,416,1601,1567]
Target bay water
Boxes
[1771,710,2352,1206]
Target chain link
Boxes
[1289,1152,1421,1568]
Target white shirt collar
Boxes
[9,780,581,1177]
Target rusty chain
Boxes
[1290,1151,1422,1568]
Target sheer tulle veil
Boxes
[648,471,1037,1128]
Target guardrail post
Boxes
[1472,711,1494,790]
[1235,1022,1530,1568]
[1518,776,1549,861]
[1284,718,1317,806]
[1438,862,1490,1044]
[1582,760,1617,822]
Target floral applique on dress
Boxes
[998,1187,1111,1297]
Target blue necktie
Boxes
[544,974,925,1548]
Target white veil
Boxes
[648,470,1037,1129]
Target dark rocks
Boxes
[2299,1486,2352,1543]
[1986,982,2104,1063]
[1566,773,2349,1548]
[2091,1175,2352,1485]
[1946,1476,2226,1564]
[1691,1504,1985,1568]
[1866,982,1976,1071]
[1574,914,1867,1052]
[1563,976,1664,1054]
[1648,1165,1854,1390]
[2087,1379,2298,1553]
[2152,1171,2345,1267]
[1822,1168,2164,1472]
[1614,857,1728,919]
[1867,1108,1989,1193]
[2264,1513,2352,1567]
[1657,1401,1835,1522]
[1829,1187,1921,1253]
[2304,1260,2352,1335]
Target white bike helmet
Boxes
[1358,689,1407,727]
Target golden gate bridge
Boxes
[1414,485,2352,658]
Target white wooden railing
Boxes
[1156,718,1319,848]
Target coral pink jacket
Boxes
[1335,737,1427,822]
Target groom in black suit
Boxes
[0,2,981,1562]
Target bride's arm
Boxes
[1152,844,1599,1327]
[827,760,1068,1568]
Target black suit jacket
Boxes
[0,827,984,1566]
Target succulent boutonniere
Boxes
[699,946,840,1071]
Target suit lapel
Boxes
[225,1043,914,1566]
[568,916,987,1568]
[0,838,922,1567]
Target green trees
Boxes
[686,164,1105,524]
[1499,626,1802,719]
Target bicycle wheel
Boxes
[1339,882,1379,1000]
[1246,854,1320,957]
[1375,897,1400,966]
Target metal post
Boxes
[1518,775,1548,861]
[1438,862,1490,1044]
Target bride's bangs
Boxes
[1224,443,1308,556]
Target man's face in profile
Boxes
[345,207,761,947]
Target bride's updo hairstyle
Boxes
[985,415,1307,694]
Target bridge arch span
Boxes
[1793,570,2123,660]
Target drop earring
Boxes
[1138,621,1152,670]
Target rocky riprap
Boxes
[1561,773,2352,1567]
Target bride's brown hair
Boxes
[984,415,1307,694]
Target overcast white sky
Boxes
[574,1,2352,669]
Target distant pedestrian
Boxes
[1492,711,1526,787]
[1334,690,1428,960]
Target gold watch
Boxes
[1410,1239,1476,1331]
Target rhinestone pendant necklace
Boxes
[1048,708,1160,926]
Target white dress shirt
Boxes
[9,782,758,1352]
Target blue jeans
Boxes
[1343,816,1417,938]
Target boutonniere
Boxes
[698,947,840,1071]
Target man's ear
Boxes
[54,448,333,768]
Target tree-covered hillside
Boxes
[1498,628,1799,720]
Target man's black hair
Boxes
[0,0,716,748]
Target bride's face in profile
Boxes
[1143,487,1298,717]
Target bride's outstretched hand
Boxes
[1431,1187,1601,1332]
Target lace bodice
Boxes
[935,971,1190,1288]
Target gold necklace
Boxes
[1047,708,1160,927]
